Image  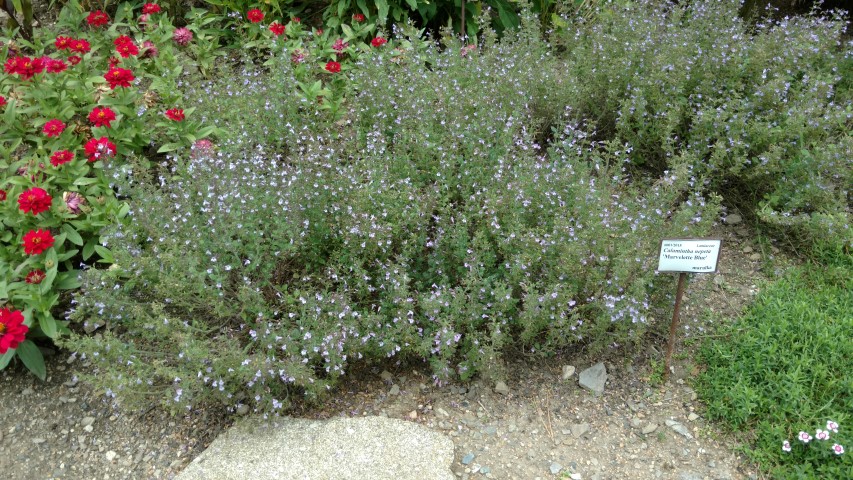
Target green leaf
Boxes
[404,0,417,9]
[39,265,58,294]
[0,349,14,370]
[157,143,182,153]
[16,340,46,381]
[376,0,389,23]
[82,238,96,260]
[39,312,58,339]
[73,177,99,186]
[54,272,82,290]
[94,245,114,264]
[61,224,84,246]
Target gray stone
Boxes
[749,253,762,261]
[549,462,562,475]
[462,453,475,465]
[679,472,702,480]
[81,417,95,428]
[742,246,753,254]
[494,381,510,395]
[687,413,699,421]
[106,450,117,461]
[665,420,693,439]
[578,363,607,394]
[561,365,576,380]
[236,405,249,416]
[571,423,590,438]
[177,416,454,480]
[480,466,491,474]
[723,214,742,225]
[380,371,393,382]
[641,423,658,435]
[389,385,400,396]
[483,426,497,435]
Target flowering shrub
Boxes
[550,1,852,254]
[0,1,216,377]
[64,17,719,415]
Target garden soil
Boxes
[0,220,780,480]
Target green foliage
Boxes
[549,0,852,254]
[0,0,35,41]
[696,252,853,479]
[0,0,215,378]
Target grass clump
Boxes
[696,251,853,479]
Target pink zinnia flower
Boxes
[173,27,193,46]
[833,444,845,455]
[142,40,159,58]
[63,191,86,214]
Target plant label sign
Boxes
[657,239,722,273]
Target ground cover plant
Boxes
[697,250,852,479]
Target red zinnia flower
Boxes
[84,136,116,162]
[18,187,52,215]
[371,37,387,47]
[89,106,117,128]
[25,269,46,284]
[116,42,139,58]
[70,39,91,53]
[86,10,110,27]
[104,67,135,89]
[0,308,28,354]
[247,9,264,23]
[353,13,365,22]
[55,36,73,50]
[165,108,185,121]
[50,150,75,166]
[0,96,6,107]
[47,59,67,73]
[270,22,285,36]
[325,61,341,73]
[68,55,82,65]
[0,189,6,201]
[43,119,66,137]
[22,229,55,256]
[173,27,193,46]
[142,3,161,14]
[8,56,45,80]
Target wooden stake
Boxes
[664,272,687,383]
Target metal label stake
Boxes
[656,238,722,382]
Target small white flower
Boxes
[816,429,830,441]
[782,440,791,452]
[832,444,844,455]
[798,431,812,443]
[827,420,839,433]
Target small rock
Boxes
[84,425,94,433]
[571,423,590,438]
[679,472,702,480]
[21,388,34,396]
[494,381,510,395]
[236,404,249,416]
[642,423,658,434]
[437,408,450,417]
[81,417,96,428]
[483,426,497,435]
[578,363,607,394]
[380,370,393,382]
[561,365,576,380]
[32,438,46,444]
[742,246,753,254]
[408,410,417,420]
[631,417,642,428]
[665,420,693,439]
[389,385,400,396]
[687,413,699,421]
[462,453,475,465]
[480,466,491,474]
[106,451,117,462]
[723,214,742,225]
[549,462,563,475]
[749,253,762,261]
[570,474,582,480]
